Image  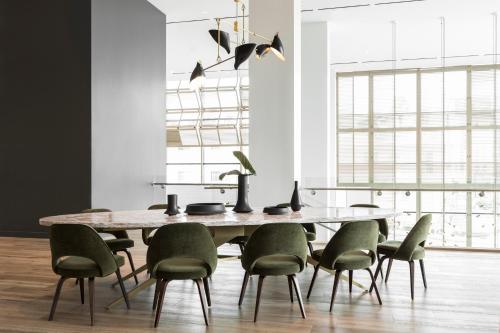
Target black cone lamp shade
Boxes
[208,29,231,54]
[234,43,256,69]
[270,34,285,61]
[189,62,206,90]
[255,44,271,59]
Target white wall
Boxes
[91,0,166,210]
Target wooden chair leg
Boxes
[307,242,314,256]
[123,249,139,285]
[154,279,168,327]
[195,279,209,326]
[366,268,382,305]
[290,274,306,319]
[370,256,387,292]
[419,259,427,288]
[152,278,160,311]
[88,277,95,326]
[329,270,342,312]
[376,253,384,280]
[238,271,250,306]
[203,277,211,307]
[254,275,265,322]
[307,265,320,299]
[348,270,353,293]
[79,278,85,304]
[385,258,393,283]
[409,260,415,300]
[115,269,130,309]
[238,243,245,254]
[48,276,67,321]
[287,275,294,303]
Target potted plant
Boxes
[219,151,256,213]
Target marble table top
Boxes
[39,207,399,230]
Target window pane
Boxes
[166,165,201,183]
[167,147,201,163]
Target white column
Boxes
[249,0,301,207]
[301,22,333,242]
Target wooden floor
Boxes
[1,233,499,333]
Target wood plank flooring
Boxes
[0,233,499,332]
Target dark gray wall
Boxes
[0,1,92,237]
[91,0,166,210]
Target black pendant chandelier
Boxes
[189,1,285,90]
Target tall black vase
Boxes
[290,180,302,212]
[233,174,253,213]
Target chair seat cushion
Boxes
[153,257,208,280]
[228,235,249,244]
[105,238,134,252]
[55,255,124,278]
[312,249,373,270]
[305,231,316,242]
[378,234,387,243]
[251,255,301,276]
[377,240,425,260]
[312,249,323,261]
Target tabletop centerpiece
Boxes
[219,151,255,213]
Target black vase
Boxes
[290,180,302,212]
[233,174,253,213]
[166,194,180,216]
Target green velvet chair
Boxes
[369,214,432,300]
[302,223,317,256]
[307,220,382,311]
[48,224,130,325]
[350,203,389,279]
[147,223,217,327]
[238,223,307,322]
[82,208,139,284]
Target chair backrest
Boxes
[394,214,432,260]
[319,220,379,270]
[50,224,118,277]
[302,223,316,235]
[241,223,307,273]
[147,204,168,210]
[350,203,389,240]
[142,204,169,245]
[81,208,128,239]
[147,223,217,277]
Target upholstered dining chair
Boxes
[148,223,217,327]
[369,214,432,300]
[307,220,382,311]
[238,223,308,322]
[81,208,139,284]
[350,203,389,279]
[277,203,317,256]
[48,224,130,325]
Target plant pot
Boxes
[233,174,253,213]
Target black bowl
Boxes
[263,206,290,215]
[185,203,226,215]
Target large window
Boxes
[166,76,249,184]
[337,65,500,248]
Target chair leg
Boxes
[88,277,95,326]
[79,278,85,304]
[238,271,250,306]
[348,270,353,293]
[123,249,139,285]
[238,243,245,254]
[366,268,382,305]
[329,270,342,312]
[287,275,294,303]
[152,278,160,311]
[409,260,415,300]
[376,253,384,280]
[290,274,306,319]
[307,265,320,299]
[370,255,388,292]
[48,276,67,321]
[115,269,130,309]
[195,279,209,326]
[385,258,393,283]
[419,259,427,288]
[154,279,168,327]
[203,277,211,307]
[307,242,314,256]
[254,275,265,322]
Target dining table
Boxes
[39,206,400,309]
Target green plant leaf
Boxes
[233,151,256,175]
[218,169,241,180]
